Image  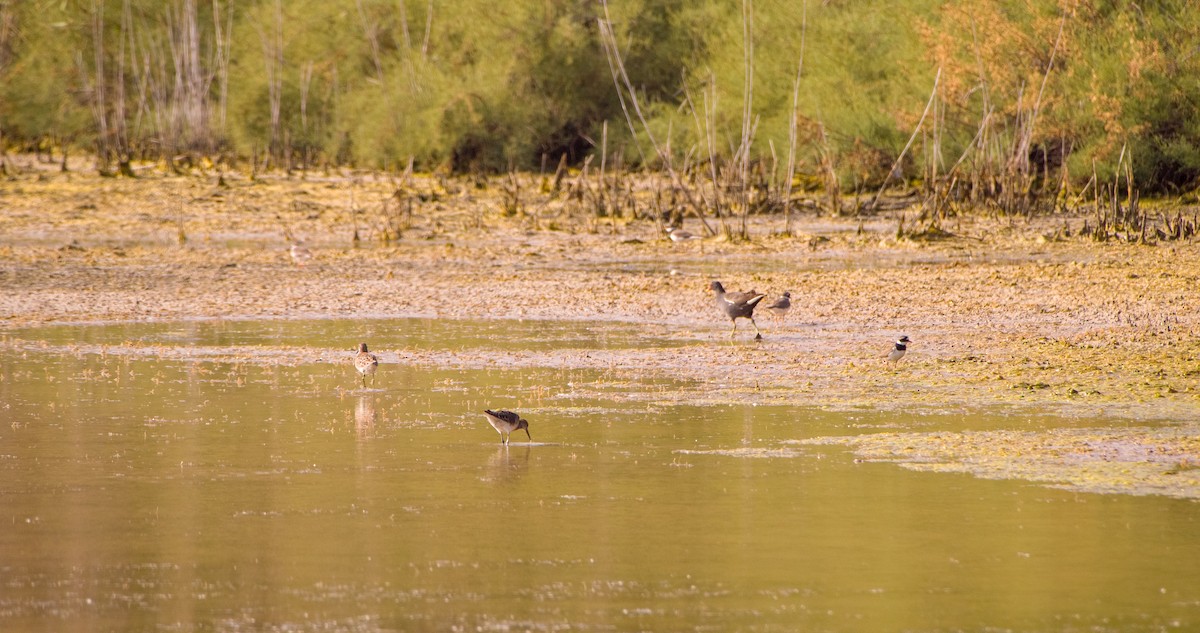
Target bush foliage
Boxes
[0,0,1196,192]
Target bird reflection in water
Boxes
[354,395,377,438]
[485,444,530,483]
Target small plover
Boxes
[888,336,911,363]
[764,291,792,319]
[290,242,313,267]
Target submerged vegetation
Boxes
[1,0,1199,238]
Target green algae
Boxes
[799,425,1200,499]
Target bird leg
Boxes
[729,320,738,337]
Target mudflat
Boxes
[2,165,1198,497]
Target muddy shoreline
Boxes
[2,168,1199,497]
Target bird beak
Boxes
[525,428,532,441]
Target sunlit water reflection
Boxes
[1,319,1197,631]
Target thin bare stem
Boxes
[1017,14,1067,172]
[871,67,941,210]
[782,0,807,234]
[597,1,713,235]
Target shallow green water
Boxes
[8,317,700,352]
[1,319,1198,632]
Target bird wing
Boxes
[484,409,520,424]
[725,291,766,306]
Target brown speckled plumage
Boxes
[354,342,378,387]
[483,409,531,444]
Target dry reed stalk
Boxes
[781,0,808,235]
[597,1,715,236]
[871,67,941,212]
[551,153,568,193]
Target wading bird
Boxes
[483,410,532,445]
[711,281,767,339]
[354,342,379,387]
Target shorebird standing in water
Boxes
[483,409,531,445]
[764,291,792,319]
[888,336,911,363]
[290,241,313,267]
[354,342,379,387]
[711,281,767,339]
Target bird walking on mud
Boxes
[483,409,532,445]
[354,342,379,387]
[764,291,792,319]
[711,281,767,339]
[290,241,313,267]
[888,336,911,363]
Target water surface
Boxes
[1,319,1197,631]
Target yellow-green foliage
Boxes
[1,0,1197,190]
[917,0,1200,188]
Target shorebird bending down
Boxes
[666,226,701,242]
[711,281,767,339]
[290,242,313,267]
[888,336,911,363]
[764,291,792,319]
[483,409,531,445]
[354,342,379,387]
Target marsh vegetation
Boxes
[2,1,1199,241]
[2,4,1200,628]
